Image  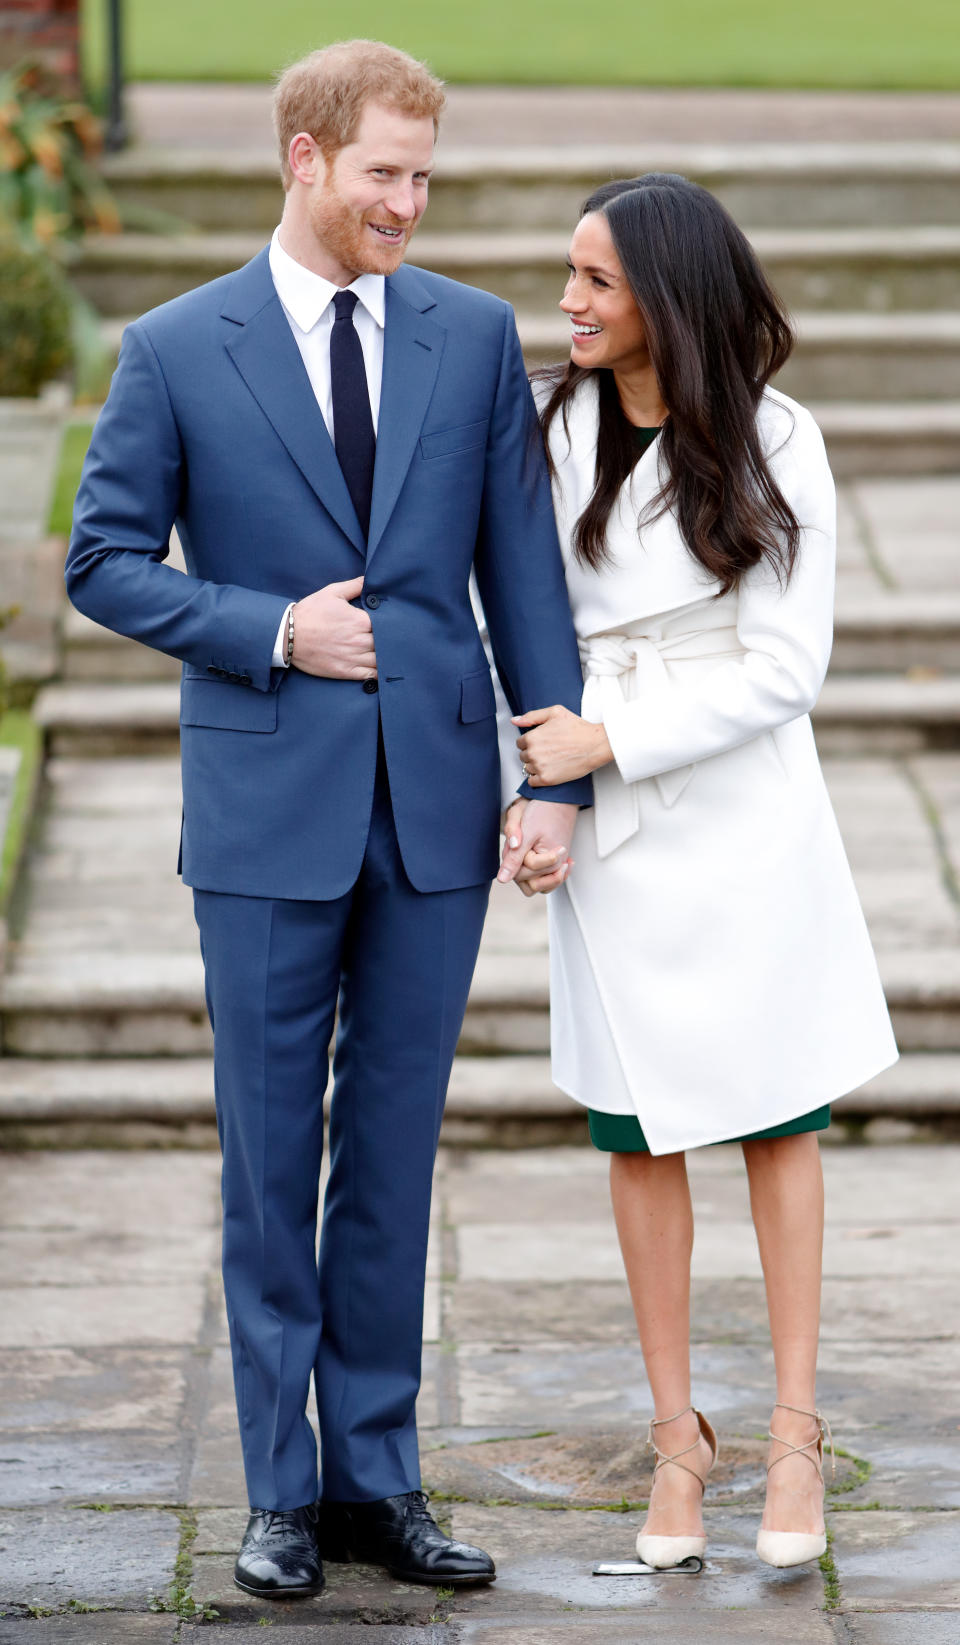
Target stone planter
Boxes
[0,381,71,546]
[0,382,72,685]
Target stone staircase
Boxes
[3,124,960,1141]
[79,139,960,477]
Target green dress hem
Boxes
[587,1104,832,1153]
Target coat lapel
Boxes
[365,267,444,566]
[221,249,365,555]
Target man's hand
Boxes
[291,575,378,679]
[514,704,612,786]
[498,799,577,897]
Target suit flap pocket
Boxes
[460,668,496,724]
[420,420,488,461]
[180,679,279,733]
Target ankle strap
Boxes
[646,1406,715,1493]
[648,1404,698,1431]
[768,1404,836,1480]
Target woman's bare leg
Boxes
[610,1150,714,1535]
[742,1132,826,1533]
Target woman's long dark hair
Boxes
[538,174,800,588]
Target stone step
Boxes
[33,682,183,756]
[93,329,960,479]
[2,943,959,1057]
[61,606,181,683]
[60,596,960,684]
[521,311,960,401]
[31,673,960,760]
[74,226,960,318]
[102,142,960,234]
[0,1051,956,1144]
[830,597,960,674]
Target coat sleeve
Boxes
[472,306,592,809]
[602,404,836,784]
[65,322,290,693]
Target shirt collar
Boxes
[269,227,386,333]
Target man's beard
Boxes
[310,184,415,279]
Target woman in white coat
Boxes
[499,175,898,1571]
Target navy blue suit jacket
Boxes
[67,249,591,898]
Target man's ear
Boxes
[288,132,323,187]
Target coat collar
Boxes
[267,229,386,333]
[548,376,724,629]
[221,250,443,561]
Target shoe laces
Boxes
[258,1507,315,1542]
[405,1490,437,1527]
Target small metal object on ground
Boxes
[593,1556,704,1576]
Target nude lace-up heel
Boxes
[636,1405,718,1568]
[756,1403,835,1568]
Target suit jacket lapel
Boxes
[221,250,365,555]
[366,268,444,566]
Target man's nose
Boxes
[385,180,417,221]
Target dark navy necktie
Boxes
[330,288,376,540]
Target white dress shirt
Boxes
[267,227,386,666]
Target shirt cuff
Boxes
[272,603,294,669]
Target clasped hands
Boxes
[498,704,613,898]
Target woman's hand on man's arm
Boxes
[514,705,613,787]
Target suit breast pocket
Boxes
[419,420,488,461]
[180,679,278,733]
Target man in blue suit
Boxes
[67,39,590,1599]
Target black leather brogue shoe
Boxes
[318,1490,495,1586]
[233,1503,325,1597]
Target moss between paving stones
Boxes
[0,709,42,913]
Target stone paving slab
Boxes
[0,1621,177,1644]
[461,1625,837,1644]
[447,1504,824,1613]
[198,1632,453,1644]
[0,1150,219,1232]
[454,1334,958,1436]
[0,1283,206,1350]
[0,1435,184,1511]
[191,1550,449,1625]
[0,1508,180,1612]
[831,1510,960,1610]
[0,1348,186,1434]
[446,1272,960,1350]
[844,1618,960,1643]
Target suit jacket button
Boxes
[362,678,379,694]
[206,665,221,675]
[365,593,380,609]
[238,674,252,685]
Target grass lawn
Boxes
[81,0,960,90]
[0,709,42,912]
[48,421,93,539]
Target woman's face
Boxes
[560,211,649,374]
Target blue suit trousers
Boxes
[193,737,490,1509]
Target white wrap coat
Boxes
[532,378,897,1154]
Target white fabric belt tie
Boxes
[580,626,743,858]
